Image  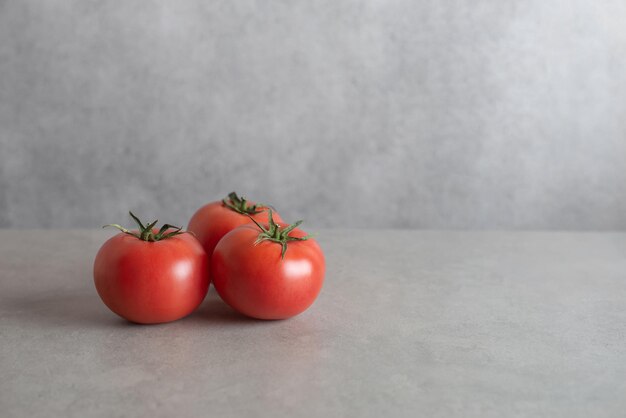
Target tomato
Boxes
[188,192,282,257]
[211,211,325,320]
[94,212,209,324]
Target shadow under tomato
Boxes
[2,290,130,328]
[187,289,275,325]
[2,286,272,329]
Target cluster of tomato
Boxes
[93,192,325,324]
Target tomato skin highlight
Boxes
[188,201,282,257]
[93,231,209,324]
[211,224,325,320]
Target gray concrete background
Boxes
[1,0,625,229]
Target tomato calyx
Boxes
[247,209,312,259]
[222,192,267,215]
[103,211,187,242]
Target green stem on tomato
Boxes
[246,209,312,259]
[103,211,187,241]
[222,191,269,215]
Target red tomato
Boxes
[94,213,209,324]
[211,212,325,320]
[188,192,282,257]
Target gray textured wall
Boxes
[1,0,625,229]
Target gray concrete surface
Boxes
[2,1,626,229]
[1,229,626,417]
